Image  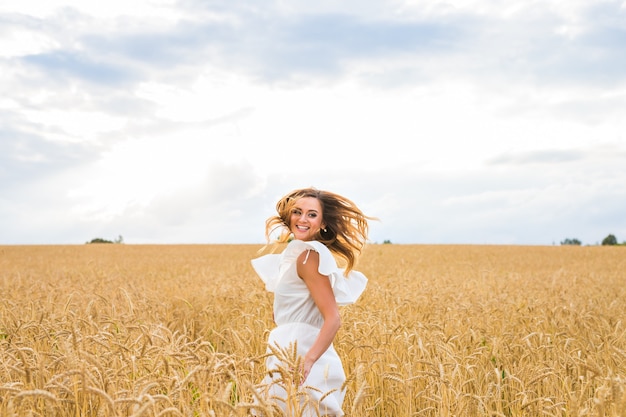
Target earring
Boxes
[322,228,327,233]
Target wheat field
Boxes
[1,243,624,416]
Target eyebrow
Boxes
[294,206,319,213]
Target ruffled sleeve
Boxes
[328,269,368,306]
[296,241,367,305]
[251,253,281,292]
[285,240,368,306]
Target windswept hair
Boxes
[265,187,376,274]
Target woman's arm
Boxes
[297,249,341,382]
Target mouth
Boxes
[295,225,309,231]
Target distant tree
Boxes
[87,235,124,244]
[383,240,392,244]
[560,238,581,246]
[87,237,113,244]
[601,234,618,246]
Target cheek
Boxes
[287,216,298,230]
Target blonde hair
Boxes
[264,187,375,274]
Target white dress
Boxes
[251,239,368,416]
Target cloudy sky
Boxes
[2,0,625,246]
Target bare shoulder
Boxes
[296,249,321,279]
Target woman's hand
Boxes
[300,355,316,384]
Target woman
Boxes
[251,187,374,416]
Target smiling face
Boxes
[289,196,325,241]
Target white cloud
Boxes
[0,0,179,19]
[0,27,59,58]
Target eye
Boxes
[307,212,317,218]
[291,208,302,216]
